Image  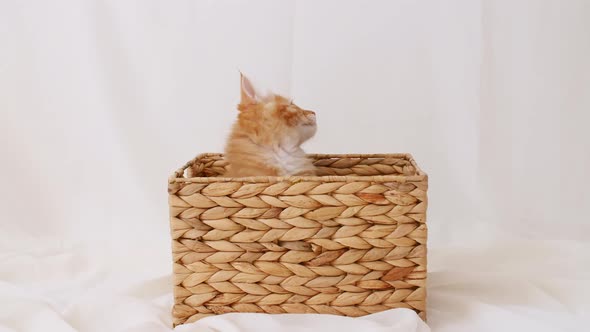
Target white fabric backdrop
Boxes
[1,0,589,331]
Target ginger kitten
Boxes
[224,74,317,177]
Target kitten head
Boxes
[235,73,317,147]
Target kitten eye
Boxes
[280,104,293,113]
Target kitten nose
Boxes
[304,110,316,124]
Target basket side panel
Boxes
[169,176,428,326]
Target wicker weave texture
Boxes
[168,154,428,326]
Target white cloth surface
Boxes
[1,0,589,331]
[175,310,429,332]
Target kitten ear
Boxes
[240,72,258,105]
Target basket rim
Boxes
[168,153,427,184]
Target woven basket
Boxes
[168,153,428,326]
